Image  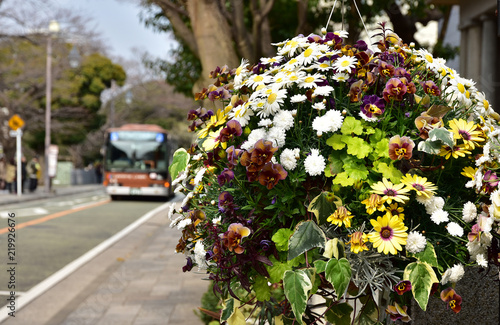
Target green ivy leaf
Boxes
[354,295,379,324]
[428,127,454,148]
[417,139,444,155]
[372,161,403,183]
[323,238,345,259]
[304,268,320,295]
[266,256,293,283]
[307,192,338,224]
[168,148,189,181]
[407,242,439,268]
[326,134,346,150]
[341,116,364,135]
[325,302,353,325]
[325,258,351,297]
[325,153,344,177]
[254,275,271,302]
[343,137,372,159]
[272,228,294,252]
[221,298,236,322]
[403,261,439,311]
[283,270,312,325]
[314,260,327,274]
[288,221,327,260]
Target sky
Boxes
[54,0,176,60]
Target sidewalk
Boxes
[0,184,105,206]
[1,195,209,325]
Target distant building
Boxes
[433,0,499,111]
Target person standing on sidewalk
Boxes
[28,156,40,192]
[5,158,16,194]
[20,155,27,193]
[0,155,6,191]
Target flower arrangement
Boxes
[168,23,500,324]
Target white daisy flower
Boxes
[176,218,192,230]
[234,59,250,86]
[333,72,350,82]
[312,102,326,111]
[229,103,254,127]
[474,91,493,115]
[244,73,272,89]
[212,216,222,225]
[430,209,449,225]
[313,61,333,71]
[489,189,500,220]
[314,85,334,96]
[298,73,325,89]
[295,44,321,66]
[406,231,427,254]
[333,55,358,73]
[290,94,307,103]
[334,30,349,38]
[304,149,326,176]
[441,264,465,285]
[261,55,283,65]
[462,201,477,223]
[425,196,445,215]
[241,128,267,150]
[193,167,206,186]
[446,222,464,237]
[284,70,306,86]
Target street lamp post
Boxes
[44,20,60,193]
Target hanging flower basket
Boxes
[168,23,499,324]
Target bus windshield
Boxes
[105,130,168,171]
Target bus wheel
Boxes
[110,195,121,201]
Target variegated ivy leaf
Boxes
[428,127,454,147]
[325,257,351,298]
[403,261,439,311]
[288,220,326,260]
[283,269,313,325]
[407,242,439,268]
[168,148,189,181]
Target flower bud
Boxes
[321,27,327,35]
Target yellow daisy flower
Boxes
[367,214,408,255]
[461,166,477,179]
[384,203,405,221]
[448,119,485,150]
[370,178,410,204]
[401,174,438,198]
[347,231,369,254]
[361,194,385,215]
[198,107,230,139]
[327,206,354,228]
[438,144,472,159]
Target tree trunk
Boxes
[186,0,239,92]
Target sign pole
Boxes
[15,130,22,197]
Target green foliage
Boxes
[325,302,353,325]
[354,295,380,325]
[169,148,190,180]
[408,242,439,268]
[283,269,312,325]
[254,275,271,302]
[403,261,439,311]
[197,282,222,325]
[325,258,351,298]
[307,192,338,224]
[271,228,294,252]
[287,220,326,260]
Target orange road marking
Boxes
[0,199,111,234]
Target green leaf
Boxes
[428,127,454,148]
[283,270,312,325]
[344,163,369,182]
[168,148,189,181]
[417,140,443,155]
[325,152,344,177]
[314,260,327,274]
[326,134,346,150]
[403,261,439,311]
[227,307,246,325]
[372,161,403,183]
[307,193,338,224]
[354,295,379,325]
[221,298,236,322]
[341,116,364,135]
[266,256,293,283]
[254,275,271,301]
[369,128,386,143]
[304,267,320,295]
[371,138,389,159]
[343,137,372,159]
[323,238,345,259]
[332,171,356,186]
[288,221,327,260]
[325,302,353,325]
[272,228,294,252]
[325,258,351,297]
[407,242,439,268]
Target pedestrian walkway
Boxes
[1,197,209,325]
[0,184,104,206]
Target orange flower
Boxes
[222,223,251,254]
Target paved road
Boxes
[0,188,210,324]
